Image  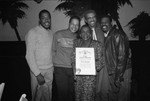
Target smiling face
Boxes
[80,26,92,40]
[100,16,112,33]
[39,12,51,29]
[85,12,97,28]
[69,18,80,33]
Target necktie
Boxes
[92,28,97,40]
[104,33,107,37]
[104,31,109,37]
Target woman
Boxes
[71,25,104,101]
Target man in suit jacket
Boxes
[84,10,104,44]
[84,10,105,101]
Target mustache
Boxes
[90,21,95,23]
[101,25,108,28]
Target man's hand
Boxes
[114,78,121,88]
[114,76,124,88]
[36,73,45,85]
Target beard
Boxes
[41,23,51,29]
[39,20,51,29]
[101,25,109,32]
[89,21,96,27]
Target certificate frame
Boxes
[75,47,96,75]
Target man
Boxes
[84,10,104,43]
[99,15,132,101]
[25,9,53,101]
[84,10,105,100]
[53,16,80,101]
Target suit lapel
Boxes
[94,25,104,43]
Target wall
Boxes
[0,0,150,41]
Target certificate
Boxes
[75,47,96,75]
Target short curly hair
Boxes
[84,10,96,20]
[100,14,112,23]
[69,16,81,23]
[39,9,51,19]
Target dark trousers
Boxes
[54,67,75,101]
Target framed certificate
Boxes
[75,47,96,75]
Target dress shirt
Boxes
[91,28,97,40]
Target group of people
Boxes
[25,9,132,101]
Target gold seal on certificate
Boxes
[75,48,96,75]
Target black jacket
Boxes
[104,25,130,82]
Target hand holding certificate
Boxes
[75,48,96,75]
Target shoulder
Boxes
[111,27,123,37]
[113,29,129,43]
[25,27,39,41]
[111,26,124,36]
[116,29,128,38]
[73,38,78,42]
[73,39,81,45]
[53,29,66,39]
[54,29,67,35]
[95,23,104,35]
[49,29,54,34]
[27,26,40,35]
[95,24,100,30]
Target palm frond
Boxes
[127,11,149,27]
[58,0,73,2]
[12,2,29,10]
[127,11,150,39]
[55,2,74,11]
[0,0,28,24]
[0,0,28,41]
[127,18,137,26]
[64,10,75,17]
[16,9,26,18]
[33,0,43,3]
[117,0,132,7]
[55,0,89,18]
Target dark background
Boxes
[0,41,150,101]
